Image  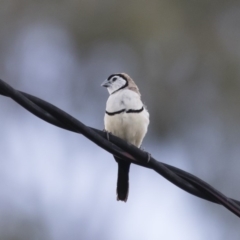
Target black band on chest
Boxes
[105,109,125,116]
[126,106,144,113]
[105,106,144,116]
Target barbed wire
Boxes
[0,79,240,218]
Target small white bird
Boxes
[101,73,149,202]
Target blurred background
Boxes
[0,0,240,239]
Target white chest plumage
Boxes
[104,89,149,147]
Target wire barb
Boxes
[147,153,151,163]
[0,78,240,217]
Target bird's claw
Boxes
[140,146,151,163]
[103,129,110,141]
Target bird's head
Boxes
[101,73,129,95]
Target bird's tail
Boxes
[115,157,131,202]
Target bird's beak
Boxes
[101,79,110,87]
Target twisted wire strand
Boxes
[0,79,240,217]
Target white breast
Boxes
[106,89,142,112]
[104,89,149,147]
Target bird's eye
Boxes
[112,77,117,82]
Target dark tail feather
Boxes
[115,157,131,202]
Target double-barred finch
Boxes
[101,73,150,202]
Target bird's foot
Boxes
[140,146,151,163]
[103,129,110,141]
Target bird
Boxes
[101,73,149,202]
